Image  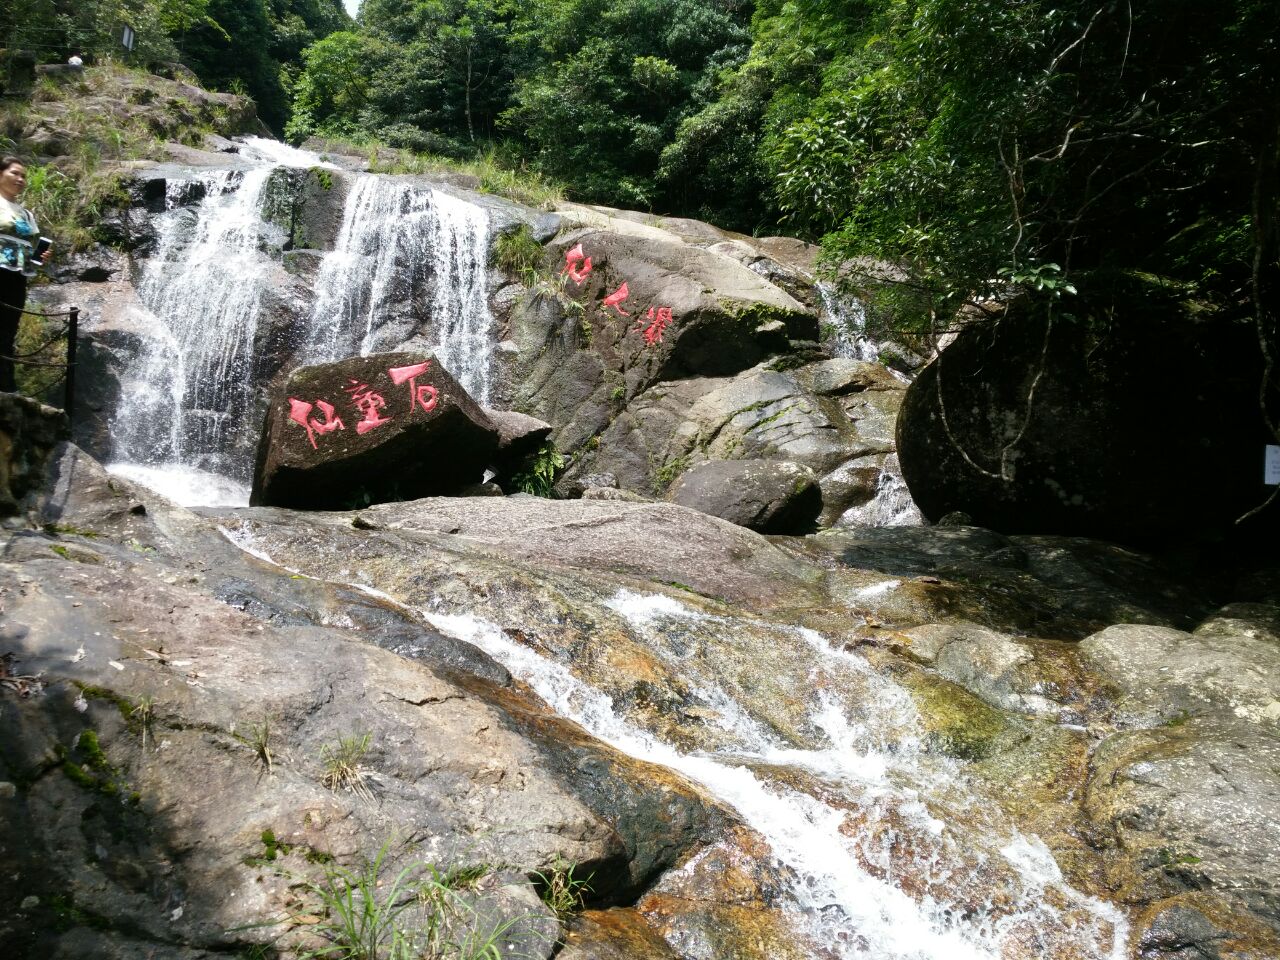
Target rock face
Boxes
[0,394,69,515]
[484,407,554,483]
[500,205,914,525]
[666,458,821,534]
[28,123,921,532]
[251,352,500,509]
[896,308,1278,549]
[2,446,722,957]
[5,437,1280,958]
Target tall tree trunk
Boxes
[465,44,474,142]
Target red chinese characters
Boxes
[344,379,393,435]
[638,305,673,345]
[602,282,631,317]
[551,246,679,349]
[561,243,593,284]
[389,360,439,414]
[289,359,449,452]
[288,397,346,449]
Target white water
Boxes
[216,523,1129,960]
[111,139,497,505]
[841,455,925,528]
[422,594,1129,960]
[238,135,342,170]
[819,282,880,363]
[303,176,496,404]
[113,168,280,482]
[107,462,251,508]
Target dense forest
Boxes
[2,0,350,131]
[5,0,1279,339]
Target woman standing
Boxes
[0,157,47,392]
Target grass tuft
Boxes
[320,732,373,801]
[531,855,592,922]
[296,844,535,960]
[492,224,543,276]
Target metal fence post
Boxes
[64,305,78,418]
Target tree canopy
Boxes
[1,0,350,131]
[6,0,1276,342]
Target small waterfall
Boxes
[238,135,341,170]
[304,176,495,405]
[107,139,497,506]
[841,455,925,527]
[819,281,880,363]
[419,595,1128,960]
[110,168,282,501]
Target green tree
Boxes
[286,29,383,140]
[501,0,750,208]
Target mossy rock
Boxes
[902,672,1007,760]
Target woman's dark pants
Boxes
[0,269,27,392]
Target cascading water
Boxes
[218,512,1129,960]
[819,281,881,363]
[109,168,281,505]
[420,594,1129,960]
[303,176,495,405]
[107,138,497,505]
[841,454,925,528]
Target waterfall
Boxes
[107,139,497,506]
[110,168,281,504]
[303,176,495,405]
[818,282,881,363]
[840,455,925,527]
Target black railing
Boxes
[4,304,81,416]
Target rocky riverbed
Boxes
[2,396,1279,959]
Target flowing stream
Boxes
[219,511,1129,959]
[107,138,496,504]
[423,596,1127,960]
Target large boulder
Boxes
[251,352,499,509]
[896,306,1277,549]
[553,358,908,524]
[1078,613,1280,728]
[666,458,822,534]
[509,206,819,459]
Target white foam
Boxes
[109,462,249,508]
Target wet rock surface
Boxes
[1,448,721,956]
[4,438,1280,957]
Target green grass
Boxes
[493,224,544,275]
[320,732,373,802]
[297,845,536,960]
[531,855,592,922]
[318,134,566,209]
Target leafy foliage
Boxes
[0,0,349,134]
[510,442,563,498]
